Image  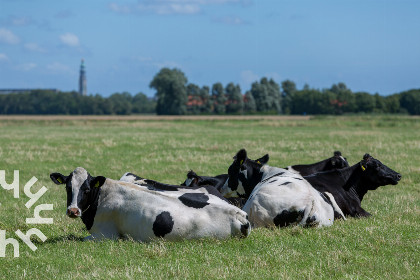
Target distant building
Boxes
[0,88,58,94]
[79,59,87,96]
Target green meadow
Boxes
[0,115,419,279]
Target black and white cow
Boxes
[286,151,349,176]
[220,149,345,228]
[50,167,251,241]
[180,153,270,191]
[303,154,401,217]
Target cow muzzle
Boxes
[67,207,81,218]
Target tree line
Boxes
[0,67,419,115]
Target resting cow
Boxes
[304,154,401,217]
[220,149,345,228]
[50,167,251,241]
[286,151,349,176]
[182,151,348,190]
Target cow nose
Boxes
[396,174,402,181]
[67,208,80,217]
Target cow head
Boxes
[220,149,269,198]
[50,167,106,218]
[329,151,349,169]
[359,154,401,190]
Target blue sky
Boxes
[0,0,419,97]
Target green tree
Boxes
[200,86,212,114]
[354,92,375,113]
[212,82,227,114]
[150,68,188,115]
[384,94,401,113]
[251,78,281,113]
[281,80,297,114]
[132,92,156,114]
[225,83,243,114]
[399,90,420,115]
[328,83,355,114]
[244,91,256,113]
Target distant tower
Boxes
[79,59,87,96]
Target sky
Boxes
[0,0,419,97]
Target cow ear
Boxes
[50,173,67,185]
[256,154,269,165]
[334,151,342,157]
[234,149,247,166]
[90,176,106,188]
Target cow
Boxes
[180,153,270,191]
[181,151,347,190]
[286,151,349,176]
[303,154,401,217]
[50,167,251,242]
[219,149,345,228]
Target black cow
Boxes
[286,151,349,176]
[304,154,401,217]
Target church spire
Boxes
[79,59,87,96]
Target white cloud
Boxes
[0,53,9,61]
[212,15,249,25]
[24,43,46,53]
[241,70,259,85]
[0,28,20,44]
[109,0,252,15]
[60,33,80,47]
[16,63,37,71]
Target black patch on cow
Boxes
[269,180,277,184]
[261,172,285,184]
[279,181,292,186]
[305,215,317,225]
[273,210,304,227]
[178,193,210,208]
[241,222,250,236]
[153,211,174,238]
[144,180,179,192]
[292,177,303,180]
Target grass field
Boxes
[0,115,419,279]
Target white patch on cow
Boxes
[242,165,335,228]
[324,192,346,220]
[285,166,300,174]
[220,179,234,198]
[119,173,147,185]
[68,167,88,216]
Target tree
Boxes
[399,90,420,115]
[186,83,202,114]
[225,83,243,114]
[212,82,227,114]
[200,86,212,114]
[250,78,282,113]
[132,92,156,114]
[150,68,188,115]
[354,92,375,113]
[281,80,297,114]
[328,83,355,114]
[244,91,256,113]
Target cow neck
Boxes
[80,185,101,231]
[340,163,367,202]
